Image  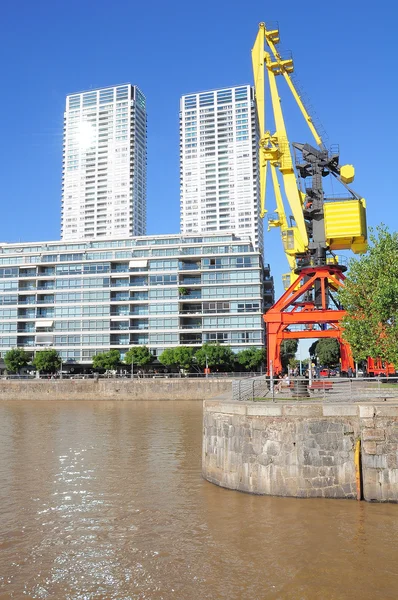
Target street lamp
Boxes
[131,357,134,379]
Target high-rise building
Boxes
[179,85,263,251]
[61,84,147,241]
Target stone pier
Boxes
[202,400,398,502]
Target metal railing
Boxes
[0,371,261,380]
[233,376,398,402]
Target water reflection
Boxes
[0,400,397,599]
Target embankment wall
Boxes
[0,378,232,401]
[203,400,398,502]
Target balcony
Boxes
[110,335,130,346]
[178,262,200,271]
[130,334,149,345]
[112,279,129,287]
[180,303,202,314]
[37,282,55,290]
[179,289,201,300]
[130,277,148,287]
[111,292,129,302]
[179,276,201,286]
[128,318,148,329]
[110,322,130,331]
[179,334,202,345]
[18,326,35,333]
[18,296,36,305]
[111,307,130,316]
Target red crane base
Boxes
[264,265,354,375]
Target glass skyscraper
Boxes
[61,84,147,241]
[179,85,263,252]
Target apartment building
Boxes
[0,234,274,365]
[61,84,147,241]
[180,85,263,251]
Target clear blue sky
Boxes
[1,0,397,316]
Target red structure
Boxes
[264,265,354,375]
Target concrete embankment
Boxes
[0,378,232,401]
[203,400,398,502]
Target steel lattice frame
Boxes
[264,265,354,375]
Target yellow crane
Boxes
[252,23,367,288]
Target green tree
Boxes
[159,347,195,371]
[4,348,31,374]
[92,350,120,371]
[32,349,61,374]
[195,343,234,372]
[338,225,398,364]
[235,347,265,371]
[280,340,298,370]
[173,346,195,371]
[311,339,340,367]
[124,346,153,368]
[309,341,318,359]
[158,348,177,369]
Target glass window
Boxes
[149,275,177,286]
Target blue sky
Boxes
[1,0,397,357]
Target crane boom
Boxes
[252,21,367,280]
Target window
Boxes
[149,318,178,329]
[149,275,177,286]
[148,303,178,314]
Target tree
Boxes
[158,348,178,369]
[4,348,31,374]
[235,347,265,371]
[124,346,153,368]
[32,349,61,374]
[280,340,298,370]
[309,341,318,359]
[173,346,195,371]
[195,343,234,372]
[310,339,340,367]
[159,346,195,371]
[92,350,120,371]
[338,225,398,364]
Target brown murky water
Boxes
[0,400,398,600]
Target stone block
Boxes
[362,428,385,441]
[247,404,282,416]
[362,441,377,454]
[323,404,357,416]
[375,406,398,417]
[360,418,375,428]
[362,453,387,469]
[283,404,323,417]
[359,405,375,418]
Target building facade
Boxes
[0,234,273,366]
[179,85,263,252]
[61,84,147,241]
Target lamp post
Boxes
[131,357,134,379]
[205,354,208,378]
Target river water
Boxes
[0,400,397,600]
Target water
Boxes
[0,400,397,600]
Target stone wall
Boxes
[360,404,398,502]
[203,400,398,502]
[0,378,232,401]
